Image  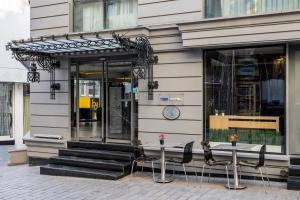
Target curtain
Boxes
[74,0,104,32]
[108,0,137,29]
[207,0,300,18]
[82,2,104,31]
[0,83,13,137]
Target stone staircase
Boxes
[287,156,300,190]
[40,141,136,180]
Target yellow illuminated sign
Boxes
[79,97,91,108]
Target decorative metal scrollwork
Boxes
[37,55,56,72]
[27,62,40,83]
[114,34,158,100]
[7,33,158,100]
[132,67,145,80]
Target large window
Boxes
[206,0,300,18]
[0,83,13,138]
[74,0,137,32]
[204,45,286,153]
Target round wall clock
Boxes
[162,106,180,120]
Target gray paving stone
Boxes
[0,163,298,200]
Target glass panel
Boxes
[74,0,104,32]
[107,66,132,140]
[0,83,13,138]
[78,64,103,140]
[71,63,103,141]
[204,46,286,153]
[206,0,300,18]
[107,0,138,29]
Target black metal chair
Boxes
[237,144,270,191]
[201,141,232,187]
[131,145,160,181]
[165,141,195,181]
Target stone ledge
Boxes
[8,146,28,166]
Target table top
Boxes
[211,143,262,152]
[141,142,184,148]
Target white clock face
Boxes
[162,106,180,120]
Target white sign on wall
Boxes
[159,93,184,105]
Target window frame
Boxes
[73,0,138,32]
[202,44,287,155]
[204,0,300,19]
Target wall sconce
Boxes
[148,81,159,90]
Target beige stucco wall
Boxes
[25,1,297,180]
[178,11,300,48]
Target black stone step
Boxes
[289,165,300,177]
[50,156,131,172]
[59,148,134,162]
[287,176,300,190]
[40,164,124,180]
[290,156,300,165]
[67,141,135,153]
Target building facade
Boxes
[16,0,300,180]
[0,0,30,145]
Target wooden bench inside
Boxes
[209,115,280,132]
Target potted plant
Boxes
[214,109,219,116]
[229,133,238,146]
[159,134,165,145]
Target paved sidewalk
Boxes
[0,146,12,166]
[0,164,298,200]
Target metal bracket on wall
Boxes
[49,61,60,100]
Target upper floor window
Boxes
[74,0,138,32]
[206,0,300,18]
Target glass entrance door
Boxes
[71,62,138,143]
[106,66,133,142]
[71,63,104,141]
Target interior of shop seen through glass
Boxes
[204,45,285,153]
[71,62,138,142]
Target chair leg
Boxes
[131,160,136,177]
[208,167,212,183]
[225,165,230,189]
[151,161,155,182]
[259,167,267,193]
[141,161,144,173]
[201,164,206,185]
[173,164,175,176]
[182,163,188,182]
[193,160,198,179]
[239,166,242,182]
[263,167,271,187]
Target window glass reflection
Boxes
[204,45,286,153]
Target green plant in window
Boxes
[209,128,281,146]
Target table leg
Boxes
[161,147,165,180]
[225,150,246,189]
[156,146,173,183]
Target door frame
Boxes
[71,60,136,144]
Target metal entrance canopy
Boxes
[6,32,158,100]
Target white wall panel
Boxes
[139,105,202,120]
[139,119,202,134]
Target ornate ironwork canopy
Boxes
[6,32,158,100]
